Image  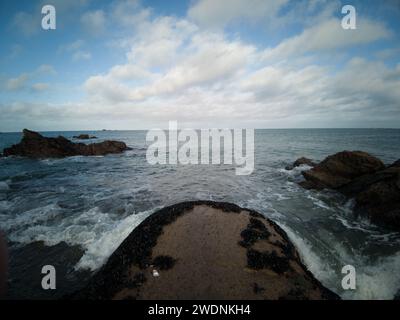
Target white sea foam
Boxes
[2,202,155,271]
[281,222,400,300]
[280,224,337,286]
[306,194,333,211]
[75,208,154,271]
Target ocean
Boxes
[0,129,399,299]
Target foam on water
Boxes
[1,201,155,271]
[1,129,399,299]
[75,207,155,270]
[281,222,400,300]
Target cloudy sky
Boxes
[0,0,399,131]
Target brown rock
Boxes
[285,157,316,170]
[353,167,400,229]
[71,201,339,300]
[73,134,97,140]
[297,151,400,230]
[301,151,385,190]
[2,129,131,158]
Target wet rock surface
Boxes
[70,201,339,300]
[294,151,400,230]
[2,129,131,158]
[285,157,316,170]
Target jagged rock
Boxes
[70,201,339,300]
[353,167,400,229]
[285,157,316,170]
[2,129,131,158]
[298,151,400,231]
[73,134,97,140]
[389,159,400,168]
[301,151,385,190]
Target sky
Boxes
[0,0,399,131]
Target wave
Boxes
[281,222,400,300]
[2,202,156,271]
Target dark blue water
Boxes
[0,129,399,299]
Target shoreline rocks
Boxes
[70,201,339,300]
[1,129,131,158]
[291,151,400,230]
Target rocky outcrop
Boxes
[300,151,385,190]
[73,134,97,140]
[285,157,316,170]
[2,129,131,158]
[296,151,400,230]
[71,201,339,300]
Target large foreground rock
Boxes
[298,151,400,230]
[2,129,131,158]
[71,201,339,300]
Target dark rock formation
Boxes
[73,134,97,140]
[300,151,385,190]
[2,129,131,158]
[298,151,400,230]
[285,157,316,170]
[70,201,339,300]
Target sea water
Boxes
[0,129,399,299]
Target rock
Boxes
[2,129,131,158]
[297,151,400,230]
[285,157,316,170]
[353,167,400,229]
[70,201,339,300]
[301,151,385,190]
[389,159,400,168]
[73,134,97,140]
[338,166,400,196]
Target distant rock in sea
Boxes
[292,151,400,230]
[70,201,339,300]
[73,134,97,140]
[285,157,316,170]
[2,129,131,158]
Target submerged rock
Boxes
[2,129,131,158]
[71,201,339,300]
[298,151,400,230]
[73,134,97,140]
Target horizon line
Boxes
[1,127,400,133]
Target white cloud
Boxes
[76,11,399,129]
[85,20,255,103]
[59,40,86,52]
[111,0,151,27]
[58,40,92,62]
[6,74,30,91]
[32,83,50,91]
[72,51,92,61]
[188,0,288,28]
[81,10,106,35]
[262,18,392,61]
[3,65,56,92]
[3,0,399,130]
[12,12,39,36]
[36,65,57,75]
